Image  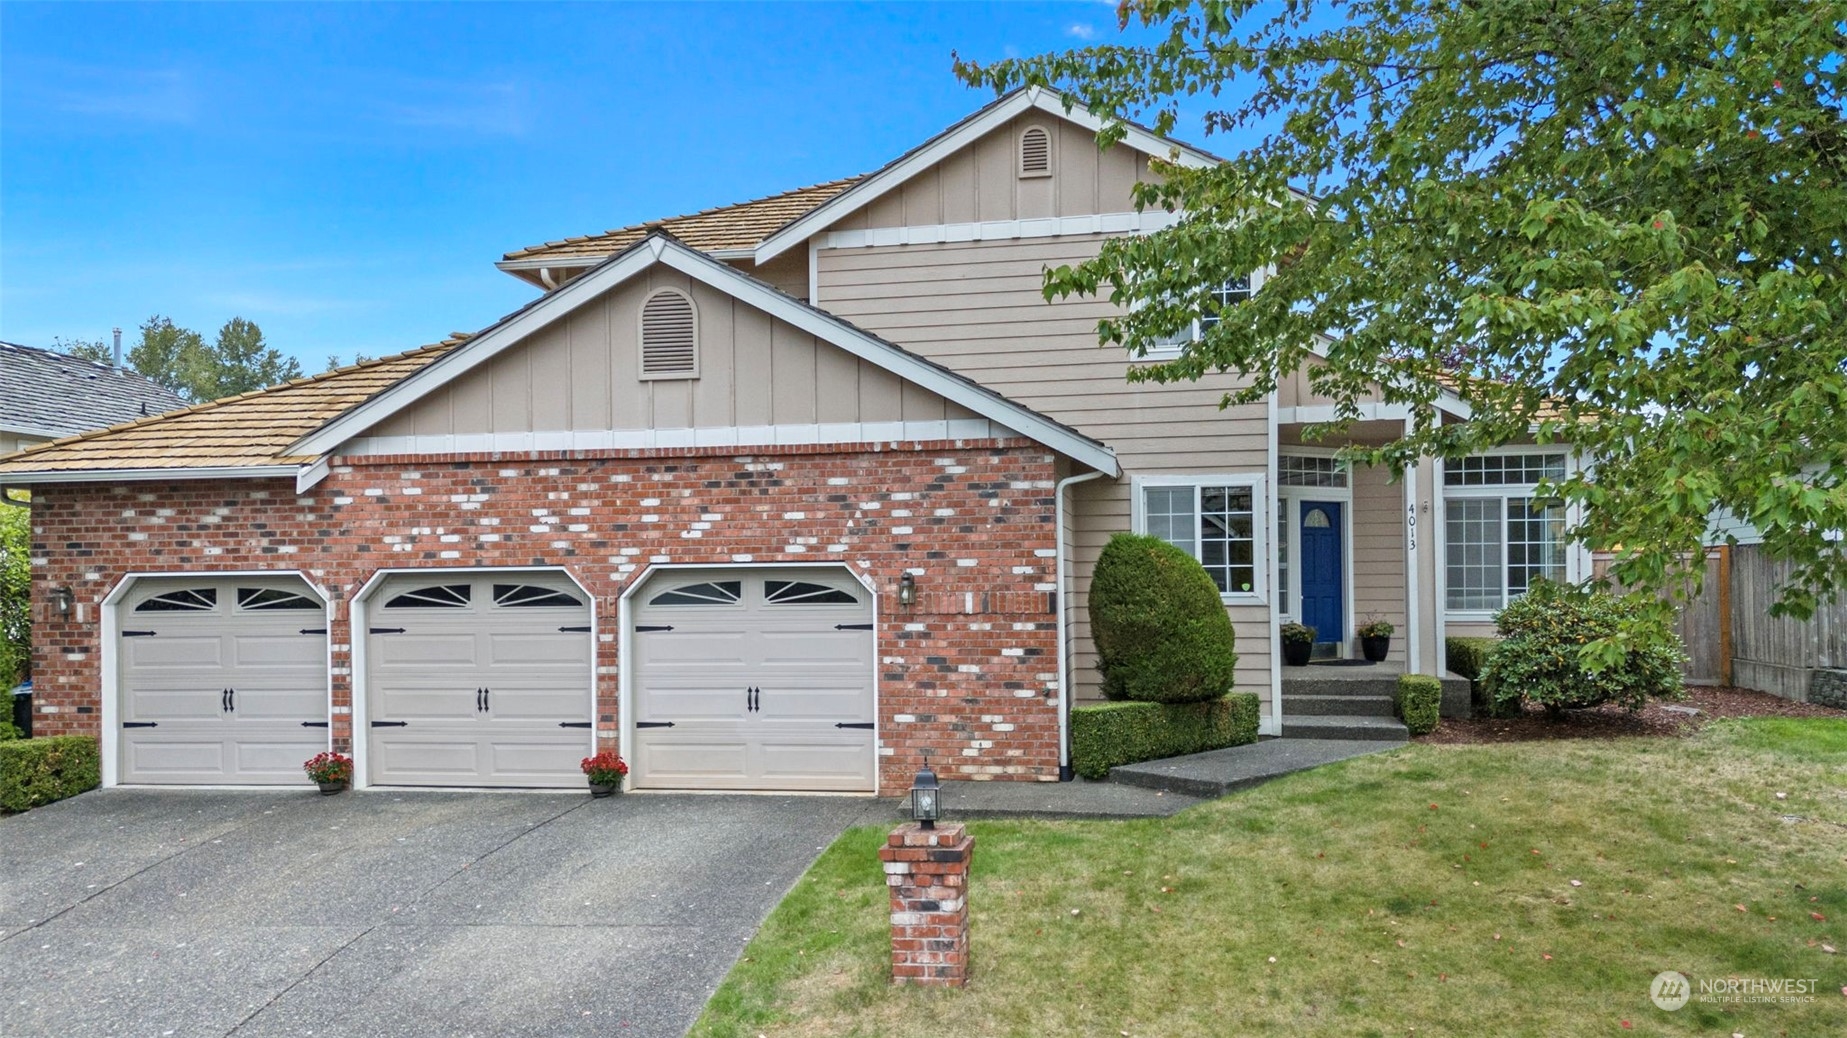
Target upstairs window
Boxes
[1019,125,1052,177]
[639,288,698,379]
[1146,274,1260,357]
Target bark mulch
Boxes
[1420,685,1847,744]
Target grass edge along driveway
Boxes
[694,718,1847,1038]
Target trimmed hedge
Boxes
[0,735,100,813]
[1088,533,1238,703]
[1395,675,1442,736]
[1444,637,1498,681]
[1070,692,1260,779]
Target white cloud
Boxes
[13,62,201,125]
[1066,23,1099,41]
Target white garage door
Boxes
[631,567,875,792]
[117,575,329,785]
[365,573,593,788]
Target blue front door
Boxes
[1299,501,1344,645]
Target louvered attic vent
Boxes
[639,289,698,379]
[1019,126,1051,176]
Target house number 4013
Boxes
[1405,502,1417,552]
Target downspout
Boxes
[1055,468,1106,781]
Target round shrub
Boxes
[1480,579,1685,714]
[1087,533,1238,703]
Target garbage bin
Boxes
[10,679,30,739]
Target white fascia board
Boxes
[2,464,300,485]
[496,247,754,273]
[296,457,331,493]
[754,87,1219,265]
[652,243,1120,477]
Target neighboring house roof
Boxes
[297,232,1120,477]
[0,345,455,481]
[0,234,1119,486]
[499,176,864,272]
[0,342,188,441]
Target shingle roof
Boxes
[0,342,189,438]
[0,344,456,475]
[501,176,865,264]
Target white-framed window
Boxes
[1144,272,1261,359]
[1443,451,1569,614]
[1133,474,1269,601]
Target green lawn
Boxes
[694,718,1847,1037]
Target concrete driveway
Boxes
[0,788,890,1038]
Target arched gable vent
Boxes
[1019,125,1052,177]
[639,288,698,379]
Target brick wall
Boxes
[27,440,1064,794]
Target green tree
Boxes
[957,2,1847,636]
[0,505,29,686]
[128,315,210,399]
[201,317,302,399]
[50,336,111,365]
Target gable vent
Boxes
[1019,126,1051,176]
[639,288,698,379]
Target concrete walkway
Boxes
[0,788,886,1038]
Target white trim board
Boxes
[815,211,1181,251]
[755,86,1231,264]
[289,233,1119,478]
[3,464,304,486]
[341,420,1018,457]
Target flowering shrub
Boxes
[580,750,629,786]
[302,751,353,784]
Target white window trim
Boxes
[1441,447,1577,621]
[1141,268,1269,361]
[1131,473,1270,604]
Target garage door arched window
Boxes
[135,588,217,612]
[238,587,320,610]
[648,580,741,606]
[493,583,583,608]
[384,583,472,608]
[639,288,698,380]
[764,579,859,605]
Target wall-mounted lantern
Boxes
[897,572,917,607]
[50,586,74,620]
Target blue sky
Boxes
[1,2,1171,371]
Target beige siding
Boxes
[1277,356,1386,409]
[0,432,50,457]
[361,266,980,443]
[1349,461,1408,666]
[728,251,810,300]
[817,235,1273,704]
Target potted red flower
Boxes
[580,750,629,797]
[303,751,354,795]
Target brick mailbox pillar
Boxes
[879,821,974,986]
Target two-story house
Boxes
[0,88,1588,796]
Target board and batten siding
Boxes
[354,267,984,446]
[815,234,1273,708]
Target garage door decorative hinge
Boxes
[369,627,407,635]
[834,623,874,631]
[121,630,158,638]
[122,721,158,728]
[370,720,409,727]
[300,721,330,728]
[298,628,327,635]
[557,625,592,633]
[557,721,593,728]
[634,624,673,633]
[835,722,876,729]
[634,721,676,728]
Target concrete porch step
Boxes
[1280,714,1411,741]
[1107,738,1406,798]
[1279,693,1397,717]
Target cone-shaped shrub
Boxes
[1087,533,1238,703]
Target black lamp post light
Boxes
[908,753,940,830]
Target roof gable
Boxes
[293,234,1121,476]
[753,87,1223,263]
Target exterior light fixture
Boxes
[50,586,74,620]
[908,754,941,830]
[897,572,917,607]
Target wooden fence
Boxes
[1593,549,1730,686]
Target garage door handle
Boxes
[222,688,231,712]
[301,721,329,728]
[370,627,407,634]
[635,721,675,728]
[558,721,592,728]
[835,722,876,729]
[476,688,485,712]
[371,720,409,728]
[747,686,757,712]
[835,623,874,631]
[123,721,158,728]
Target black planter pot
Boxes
[1283,640,1313,667]
[1361,635,1391,662]
[589,782,619,798]
[317,780,347,796]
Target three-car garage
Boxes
[107,566,878,794]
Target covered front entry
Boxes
[363,571,593,788]
[1299,500,1346,649]
[629,566,876,792]
[115,575,329,784]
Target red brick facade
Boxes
[27,439,1063,795]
